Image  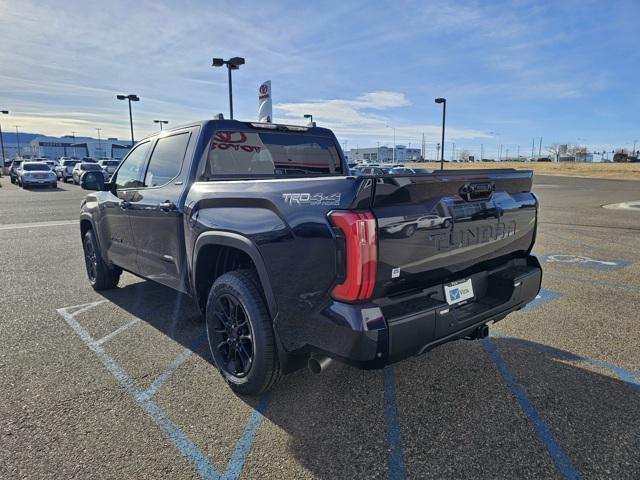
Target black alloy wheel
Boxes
[210,293,254,378]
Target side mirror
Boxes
[80,171,105,191]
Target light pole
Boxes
[14,125,21,158]
[435,97,446,170]
[303,114,315,126]
[116,94,140,146]
[70,131,77,158]
[633,139,638,157]
[95,128,102,158]
[0,110,8,176]
[386,125,396,163]
[154,119,168,131]
[212,57,245,120]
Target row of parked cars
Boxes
[348,163,433,175]
[7,157,121,189]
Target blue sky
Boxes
[1,0,639,158]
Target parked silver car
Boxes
[71,162,107,185]
[56,159,80,182]
[97,159,121,180]
[17,162,57,189]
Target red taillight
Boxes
[329,211,377,302]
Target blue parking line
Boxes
[521,289,562,312]
[383,366,406,480]
[490,332,640,393]
[222,395,271,480]
[482,338,581,480]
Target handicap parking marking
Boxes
[56,301,270,480]
[520,289,562,312]
[540,254,631,271]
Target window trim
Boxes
[112,140,152,191]
[139,130,192,190]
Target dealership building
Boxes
[27,135,131,160]
[348,145,422,164]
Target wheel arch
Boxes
[193,231,278,319]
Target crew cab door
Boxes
[98,140,152,272]
[127,128,196,292]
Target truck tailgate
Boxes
[370,170,537,298]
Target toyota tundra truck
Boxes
[78,119,542,395]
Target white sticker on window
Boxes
[391,267,401,278]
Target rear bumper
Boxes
[305,255,542,369]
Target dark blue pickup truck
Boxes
[79,119,541,395]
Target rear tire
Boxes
[205,270,281,396]
[63,176,68,183]
[52,182,57,189]
[82,229,120,290]
[442,219,451,229]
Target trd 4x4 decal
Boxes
[282,192,341,206]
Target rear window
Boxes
[81,163,102,171]
[206,130,342,177]
[23,163,50,171]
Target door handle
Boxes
[119,200,131,210]
[159,200,176,212]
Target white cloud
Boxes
[275,91,490,146]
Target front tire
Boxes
[206,270,281,396]
[403,224,417,237]
[82,229,120,290]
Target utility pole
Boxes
[498,144,502,161]
[531,138,535,161]
[538,137,542,158]
[481,144,484,161]
[517,145,520,160]
[506,148,509,160]
[451,142,455,161]
[436,143,440,162]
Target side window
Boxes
[144,132,190,187]
[114,141,151,189]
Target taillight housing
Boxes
[329,211,377,302]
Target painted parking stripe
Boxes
[520,289,561,312]
[221,395,271,480]
[94,317,141,346]
[483,339,581,480]
[490,332,640,393]
[0,219,77,231]
[57,302,272,480]
[383,366,406,480]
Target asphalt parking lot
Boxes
[1,173,639,479]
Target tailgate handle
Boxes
[459,182,494,201]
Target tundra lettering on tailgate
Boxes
[426,220,517,251]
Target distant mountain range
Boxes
[1,132,41,144]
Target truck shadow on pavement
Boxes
[99,280,640,480]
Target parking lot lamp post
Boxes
[386,125,396,163]
[0,110,8,176]
[153,120,168,131]
[116,94,140,146]
[435,98,446,170]
[212,57,245,120]
[95,128,102,158]
[14,125,21,158]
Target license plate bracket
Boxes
[444,278,475,305]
